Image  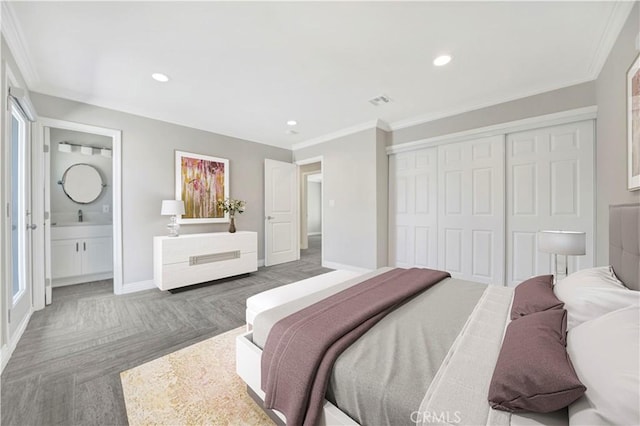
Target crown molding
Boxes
[1,2,39,88]
[292,119,390,151]
[587,1,635,80]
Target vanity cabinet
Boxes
[51,225,113,285]
[154,231,258,291]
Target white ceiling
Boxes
[4,1,632,149]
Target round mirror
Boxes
[60,164,104,204]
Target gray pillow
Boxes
[511,275,563,320]
[488,309,586,413]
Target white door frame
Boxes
[296,156,324,267]
[33,117,123,305]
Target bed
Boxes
[236,204,639,426]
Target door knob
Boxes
[27,224,37,230]
[266,216,274,220]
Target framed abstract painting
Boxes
[627,53,640,191]
[175,150,229,223]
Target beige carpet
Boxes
[121,326,274,426]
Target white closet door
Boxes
[506,120,594,286]
[388,148,438,268]
[438,135,505,285]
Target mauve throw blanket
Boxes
[261,267,450,426]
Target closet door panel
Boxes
[472,230,493,278]
[414,227,431,267]
[507,120,594,286]
[438,135,505,285]
[444,228,463,273]
[512,163,537,215]
[512,231,537,282]
[395,226,409,265]
[550,159,578,215]
[388,148,438,268]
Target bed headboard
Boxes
[610,204,640,291]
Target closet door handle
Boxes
[76,242,79,252]
[83,242,86,251]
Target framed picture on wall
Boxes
[627,53,640,191]
[175,150,230,223]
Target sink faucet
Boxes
[78,209,83,223]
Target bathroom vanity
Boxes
[51,224,113,286]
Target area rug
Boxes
[120,326,274,426]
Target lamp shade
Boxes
[538,231,586,255]
[161,200,185,216]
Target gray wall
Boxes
[595,3,640,264]
[50,129,113,225]
[31,92,291,285]
[307,180,322,234]
[390,81,596,146]
[294,128,388,270]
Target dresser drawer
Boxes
[159,232,256,265]
[157,252,258,291]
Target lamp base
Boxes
[167,216,180,237]
[553,254,570,284]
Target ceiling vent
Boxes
[369,94,392,106]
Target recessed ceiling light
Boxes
[433,55,452,67]
[151,73,170,82]
[286,120,298,126]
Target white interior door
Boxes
[506,120,595,286]
[264,159,299,266]
[7,101,33,338]
[438,135,505,285]
[388,148,438,268]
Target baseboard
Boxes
[115,279,156,295]
[322,261,372,274]
[258,259,265,267]
[307,232,322,236]
[1,308,33,373]
[53,272,113,287]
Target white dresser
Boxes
[153,231,258,291]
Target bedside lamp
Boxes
[538,230,586,283]
[161,200,185,237]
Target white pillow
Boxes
[567,305,640,426]
[553,266,639,329]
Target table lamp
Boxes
[538,230,586,283]
[161,200,185,237]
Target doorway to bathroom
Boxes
[36,118,122,305]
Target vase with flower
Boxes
[217,198,246,233]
